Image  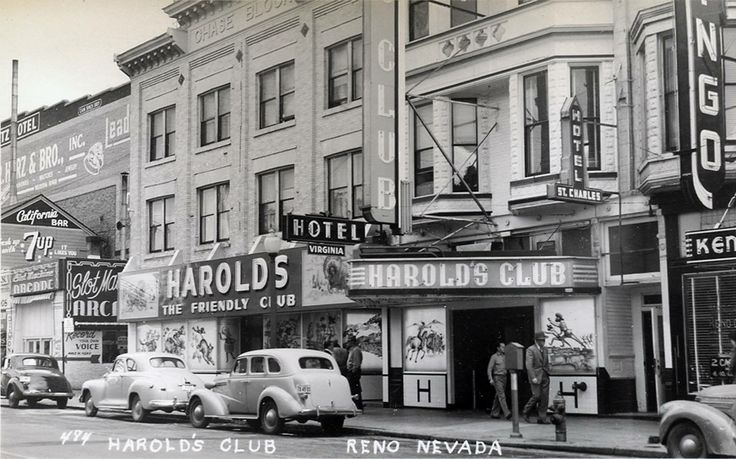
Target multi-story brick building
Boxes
[0,84,131,386]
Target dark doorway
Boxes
[452,306,534,410]
[642,310,658,412]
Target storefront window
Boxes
[608,221,658,276]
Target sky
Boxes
[0,0,177,118]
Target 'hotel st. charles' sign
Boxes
[685,227,736,263]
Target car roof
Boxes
[10,354,56,360]
[236,348,332,359]
[115,352,186,360]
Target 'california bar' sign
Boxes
[685,227,736,263]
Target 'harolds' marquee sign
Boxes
[348,257,599,295]
[685,227,736,263]
[675,0,726,209]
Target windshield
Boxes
[149,357,186,368]
[298,357,334,370]
[21,357,57,369]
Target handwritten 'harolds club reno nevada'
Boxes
[2,0,736,458]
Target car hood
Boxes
[695,384,736,417]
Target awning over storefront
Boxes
[11,292,55,305]
[347,256,600,301]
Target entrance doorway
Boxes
[452,307,534,410]
[642,295,665,412]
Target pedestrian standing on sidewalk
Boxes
[487,342,511,420]
[523,331,551,424]
[728,331,736,383]
[346,336,364,410]
[325,340,349,377]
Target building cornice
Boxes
[630,2,672,45]
[115,29,187,78]
[163,0,237,29]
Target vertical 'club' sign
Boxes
[675,0,725,209]
[362,0,397,225]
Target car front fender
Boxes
[258,386,302,418]
[81,379,106,403]
[189,388,230,417]
[660,400,736,457]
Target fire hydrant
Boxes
[548,391,566,442]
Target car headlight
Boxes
[18,375,31,385]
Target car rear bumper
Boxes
[148,399,189,411]
[298,406,360,417]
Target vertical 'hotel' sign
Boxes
[362,0,398,225]
[675,0,725,209]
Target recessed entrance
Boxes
[452,306,534,410]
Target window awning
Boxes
[11,292,55,305]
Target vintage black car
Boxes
[1,354,74,408]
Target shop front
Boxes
[118,247,385,400]
[348,255,605,413]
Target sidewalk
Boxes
[66,391,666,457]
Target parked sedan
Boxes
[659,384,736,458]
[80,352,204,422]
[188,348,358,435]
[1,354,73,408]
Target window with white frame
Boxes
[258,167,295,234]
[571,67,600,170]
[452,98,478,192]
[524,71,549,176]
[199,86,231,146]
[199,183,230,244]
[327,37,363,108]
[148,196,175,253]
[410,0,429,41]
[662,34,679,152]
[608,221,659,276]
[450,0,477,27]
[149,106,175,161]
[414,103,434,196]
[25,338,51,355]
[259,62,295,128]
[328,151,363,218]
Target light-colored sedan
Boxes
[659,384,736,458]
[80,352,204,422]
[188,348,359,435]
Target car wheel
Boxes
[7,387,20,408]
[189,398,209,429]
[320,416,345,434]
[26,397,38,408]
[84,396,98,417]
[57,398,68,409]
[259,399,284,435]
[130,395,149,423]
[666,421,707,458]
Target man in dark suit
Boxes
[523,331,551,424]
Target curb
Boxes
[342,426,668,458]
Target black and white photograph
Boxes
[1,0,736,458]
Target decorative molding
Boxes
[245,17,300,46]
[116,31,187,77]
[313,0,356,19]
[141,68,180,90]
[165,0,236,29]
[190,43,235,69]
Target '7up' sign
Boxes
[24,231,54,261]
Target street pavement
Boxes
[0,394,667,458]
[1,401,606,458]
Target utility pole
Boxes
[9,59,19,205]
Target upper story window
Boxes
[571,67,600,170]
[662,34,679,152]
[561,227,591,256]
[199,182,230,244]
[524,71,549,176]
[328,37,363,108]
[148,196,175,253]
[451,0,477,27]
[410,0,429,41]
[258,167,295,235]
[328,150,363,219]
[259,62,295,128]
[199,86,231,146]
[452,99,478,192]
[414,103,434,197]
[608,221,658,276]
[149,106,175,161]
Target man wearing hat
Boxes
[522,331,551,424]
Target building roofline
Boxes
[115,29,187,77]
